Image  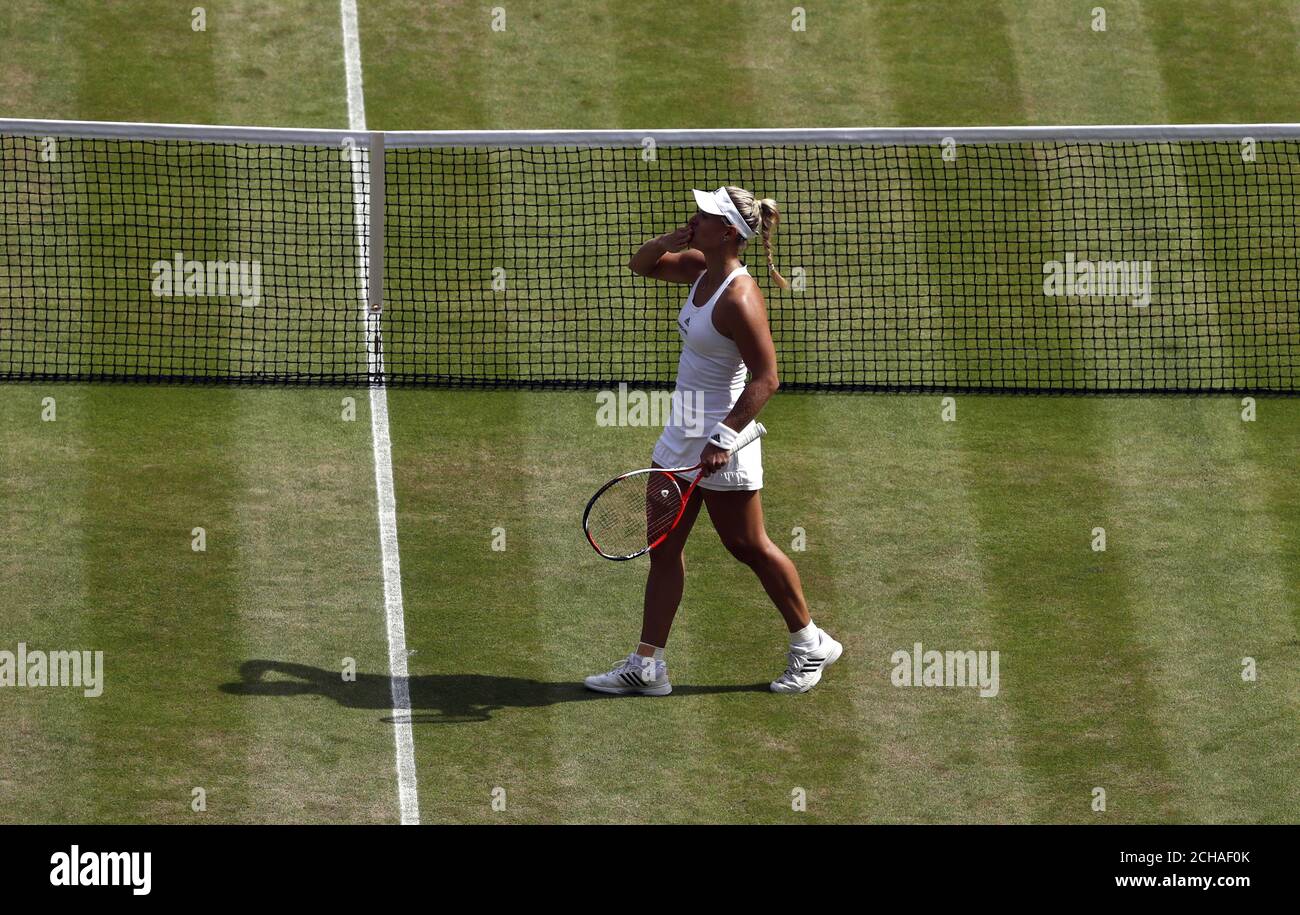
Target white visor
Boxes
[691,186,755,240]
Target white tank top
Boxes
[671,265,749,434]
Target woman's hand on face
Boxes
[662,224,693,251]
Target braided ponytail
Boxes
[724,186,791,290]
[754,197,790,290]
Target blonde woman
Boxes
[585,186,842,696]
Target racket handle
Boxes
[729,421,766,455]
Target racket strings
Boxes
[587,470,683,558]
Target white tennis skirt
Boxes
[651,420,763,492]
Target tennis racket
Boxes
[583,422,766,561]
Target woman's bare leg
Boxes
[701,488,811,632]
[637,466,706,654]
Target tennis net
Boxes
[2,119,1298,392]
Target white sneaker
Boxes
[584,653,672,696]
[770,631,843,693]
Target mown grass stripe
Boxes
[1,0,234,824]
[744,2,896,128]
[882,3,1165,820]
[78,388,253,823]
[0,2,85,118]
[0,387,94,823]
[64,5,241,818]
[751,395,863,822]
[1096,398,1300,822]
[355,0,495,130]
[607,3,763,131]
[872,0,1027,127]
[1243,402,1300,640]
[1001,0,1169,125]
[1144,0,1300,124]
[75,0,220,123]
[386,389,562,822]
[223,389,399,822]
[823,394,1035,822]
[212,0,352,128]
[955,397,1179,822]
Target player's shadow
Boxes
[219,659,768,724]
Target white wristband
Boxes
[707,421,739,452]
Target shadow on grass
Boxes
[219,659,769,723]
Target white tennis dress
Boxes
[651,264,763,491]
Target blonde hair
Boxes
[724,186,790,290]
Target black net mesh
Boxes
[3,132,1298,392]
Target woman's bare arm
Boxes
[628,227,706,283]
[718,285,780,432]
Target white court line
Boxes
[341,0,420,826]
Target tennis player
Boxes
[584,186,842,696]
